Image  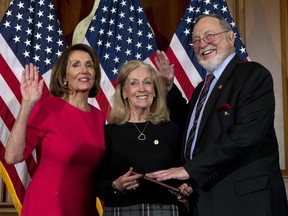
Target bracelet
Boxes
[112,182,123,196]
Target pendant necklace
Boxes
[133,122,149,141]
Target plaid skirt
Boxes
[103,203,179,216]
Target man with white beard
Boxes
[147,14,288,216]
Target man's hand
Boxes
[145,167,190,181]
[154,50,174,92]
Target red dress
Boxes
[21,96,106,216]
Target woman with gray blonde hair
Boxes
[108,60,169,124]
[95,60,192,216]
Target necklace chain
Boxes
[133,122,149,141]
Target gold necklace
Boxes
[133,122,149,141]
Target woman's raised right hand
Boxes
[20,63,44,104]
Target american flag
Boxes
[167,0,250,101]
[0,0,66,214]
[82,0,158,115]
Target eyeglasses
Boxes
[191,30,230,48]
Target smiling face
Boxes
[64,50,95,95]
[122,67,155,115]
[192,16,235,72]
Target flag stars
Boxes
[26,28,32,35]
[107,30,113,37]
[137,30,143,37]
[105,42,111,48]
[5,10,12,17]
[115,45,121,52]
[146,44,153,51]
[113,56,120,63]
[213,3,219,9]
[27,17,33,24]
[45,47,52,54]
[46,35,53,43]
[185,16,192,24]
[44,58,51,65]
[147,32,153,39]
[102,6,108,12]
[104,53,110,60]
[98,28,104,35]
[48,13,54,20]
[187,5,194,13]
[119,12,125,18]
[120,0,127,7]
[128,27,133,33]
[126,37,132,44]
[97,40,103,46]
[56,50,62,57]
[111,7,116,13]
[137,6,143,13]
[56,39,63,46]
[116,34,122,40]
[36,21,43,29]
[24,39,31,46]
[16,13,23,20]
[14,24,22,31]
[33,55,40,62]
[221,6,228,13]
[28,6,34,13]
[47,25,54,31]
[17,2,25,9]
[204,0,211,5]
[129,16,134,22]
[137,19,143,25]
[48,2,54,10]
[130,5,135,11]
[3,21,10,28]
[118,23,124,29]
[135,53,141,59]
[34,44,41,51]
[23,50,30,57]
[112,68,118,74]
[109,19,115,25]
[37,10,44,17]
[183,28,191,36]
[136,42,142,48]
[203,9,210,14]
[89,26,95,32]
[125,49,131,56]
[34,32,42,40]
[39,0,45,6]
[239,46,246,54]
[100,17,106,24]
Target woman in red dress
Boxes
[5,44,106,216]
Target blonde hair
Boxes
[108,60,170,124]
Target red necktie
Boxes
[185,74,215,160]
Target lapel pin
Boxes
[218,84,223,89]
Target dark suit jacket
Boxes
[168,55,288,216]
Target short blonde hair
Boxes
[108,60,170,124]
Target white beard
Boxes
[198,45,231,73]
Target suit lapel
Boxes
[195,55,242,147]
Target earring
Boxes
[123,96,127,100]
[64,81,67,86]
